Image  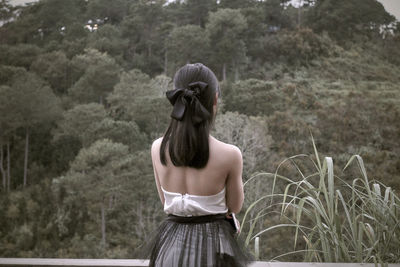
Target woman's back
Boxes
[151,135,244,214]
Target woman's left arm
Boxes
[151,139,165,205]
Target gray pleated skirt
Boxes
[141,214,254,267]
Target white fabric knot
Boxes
[162,186,228,217]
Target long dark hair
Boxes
[160,63,219,168]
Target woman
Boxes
[147,63,253,267]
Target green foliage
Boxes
[32,0,85,31]
[206,8,248,79]
[0,0,85,44]
[224,79,279,116]
[0,70,62,130]
[0,180,58,256]
[53,139,135,245]
[52,103,107,145]
[166,25,209,69]
[382,35,400,66]
[0,44,42,68]
[259,28,335,66]
[50,140,160,255]
[68,138,130,173]
[120,0,165,73]
[59,38,87,59]
[261,0,293,28]
[68,49,121,104]
[86,24,128,60]
[0,0,13,21]
[183,0,216,27]
[82,118,148,152]
[306,0,396,41]
[64,22,88,41]
[30,51,70,95]
[0,65,25,86]
[311,47,400,82]
[241,140,400,263]
[86,0,130,24]
[107,69,171,135]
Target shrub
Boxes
[241,135,400,263]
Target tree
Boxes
[206,8,248,81]
[121,1,165,74]
[166,25,209,71]
[306,0,396,41]
[259,27,333,66]
[224,79,285,116]
[0,44,42,69]
[30,51,70,95]
[0,66,26,192]
[35,0,85,39]
[0,71,61,188]
[0,85,16,192]
[53,139,137,248]
[240,6,268,62]
[52,103,107,146]
[0,5,42,44]
[262,0,293,28]
[213,111,273,177]
[86,0,130,24]
[218,0,253,9]
[184,0,216,27]
[0,133,6,191]
[0,0,13,21]
[240,1,295,62]
[382,33,400,66]
[1,0,85,44]
[68,49,121,104]
[82,118,148,152]
[86,24,128,60]
[107,69,171,135]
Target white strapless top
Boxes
[162,186,229,217]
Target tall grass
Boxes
[240,135,400,263]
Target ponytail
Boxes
[160,63,219,169]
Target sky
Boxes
[379,0,400,21]
[8,0,400,21]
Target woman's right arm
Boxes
[225,145,244,214]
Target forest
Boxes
[0,0,399,262]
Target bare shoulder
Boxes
[151,137,163,157]
[225,143,242,163]
[152,137,163,147]
[210,136,242,161]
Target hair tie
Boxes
[166,82,210,124]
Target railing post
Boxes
[255,236,260,260]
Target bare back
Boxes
[151,135,244,214]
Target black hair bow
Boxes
[166,81,211,124]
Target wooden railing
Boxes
[0,258,399,267]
